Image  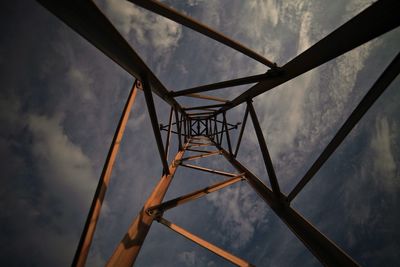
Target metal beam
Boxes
[180,163,240,178]
[143,79,170,174]
[184,103,226,111]
[106,143,189,267]
[180,150,221,162]
[165,107,174,160]
[127,0,276,68]
[234,105,249,157]
[217,0,400,113]
[187,111,216,116]
[158,218,254,267]
[185,93,229,103]
[217,144,359,267]
[247,101,281,196]
[176,110,183,150]
[288,52,400,202]
[223,112,233,155]
[37,0,186,114]
[171,73,270,97]
[147,174,245,215]
[72,82,138,267]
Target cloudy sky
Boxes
[0,0,399,266]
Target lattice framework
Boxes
[36,0,400,266]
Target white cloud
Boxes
[67,68,95,101]
[178,251,196,266]
[27,113,95,207]
[206,183,268,249]
[370,116,399,193]
[102,0,182,56]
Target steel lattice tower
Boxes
[37,0,400,266]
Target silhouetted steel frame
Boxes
[36,0,400,266]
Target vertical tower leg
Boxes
[106,143,189,267]
[72,82,138,267]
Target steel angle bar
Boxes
[106,143,189,267]
[234,105,249,157]
[187,111,216,116]
[127,0,275,68]
[183,103,226,110]
[165,107,174,161]
[215,119,237,127]
[180,163,240,178]
[185,93,229,103]
[213,126,238,136]
[247,101,281,196]
[142,79,170,174]
[186,148,216,153]
[175,108,183,150]
[37,0,186,114]
[223,112,233,155]
[72,82,138,267]
[171,73,271,97]
[180,150,221,162]
[288,52,400,202]
[216,0,400,113]
[147,174,245,215]
[158,218,254,267]
[216,143,359,267]
[188,143,213,148]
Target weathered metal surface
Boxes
[247,101,281,196]
[234,105,249,157]
[36,0,186,114]
[142,78,170,174]
[180,163,240,177]
[72,82,138,267]
[106,143,189,267]
[218,144,359,267]
[128,0,276,68]
[217,0,400,113]
[147,174,245,215]
[171,73,270,97]
[158,217,254,267]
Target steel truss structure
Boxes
[37,0,400,266]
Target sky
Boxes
[0,0,399,266]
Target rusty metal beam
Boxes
[217,143,359,267]
[180,150,221,162]
[127,0,276,68]
[158,217,254,267]
[288,52,400,202]
[186,148,217,153]
[247,101,281,196]
[72,82,138,267]
[106,143,189,267]
[143,79,170,174]
[180,163,240,178]
[165,107,174,160]
[185,93,229,103]
[147,174,245,215]
[223,112,233,155]
[36,0,186,114]
[171,73,269,97]
[234,105,249,157]
[184,103,226,111]
[187,111,216,116]
[175,109,183,150]
[217,0,400,114]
